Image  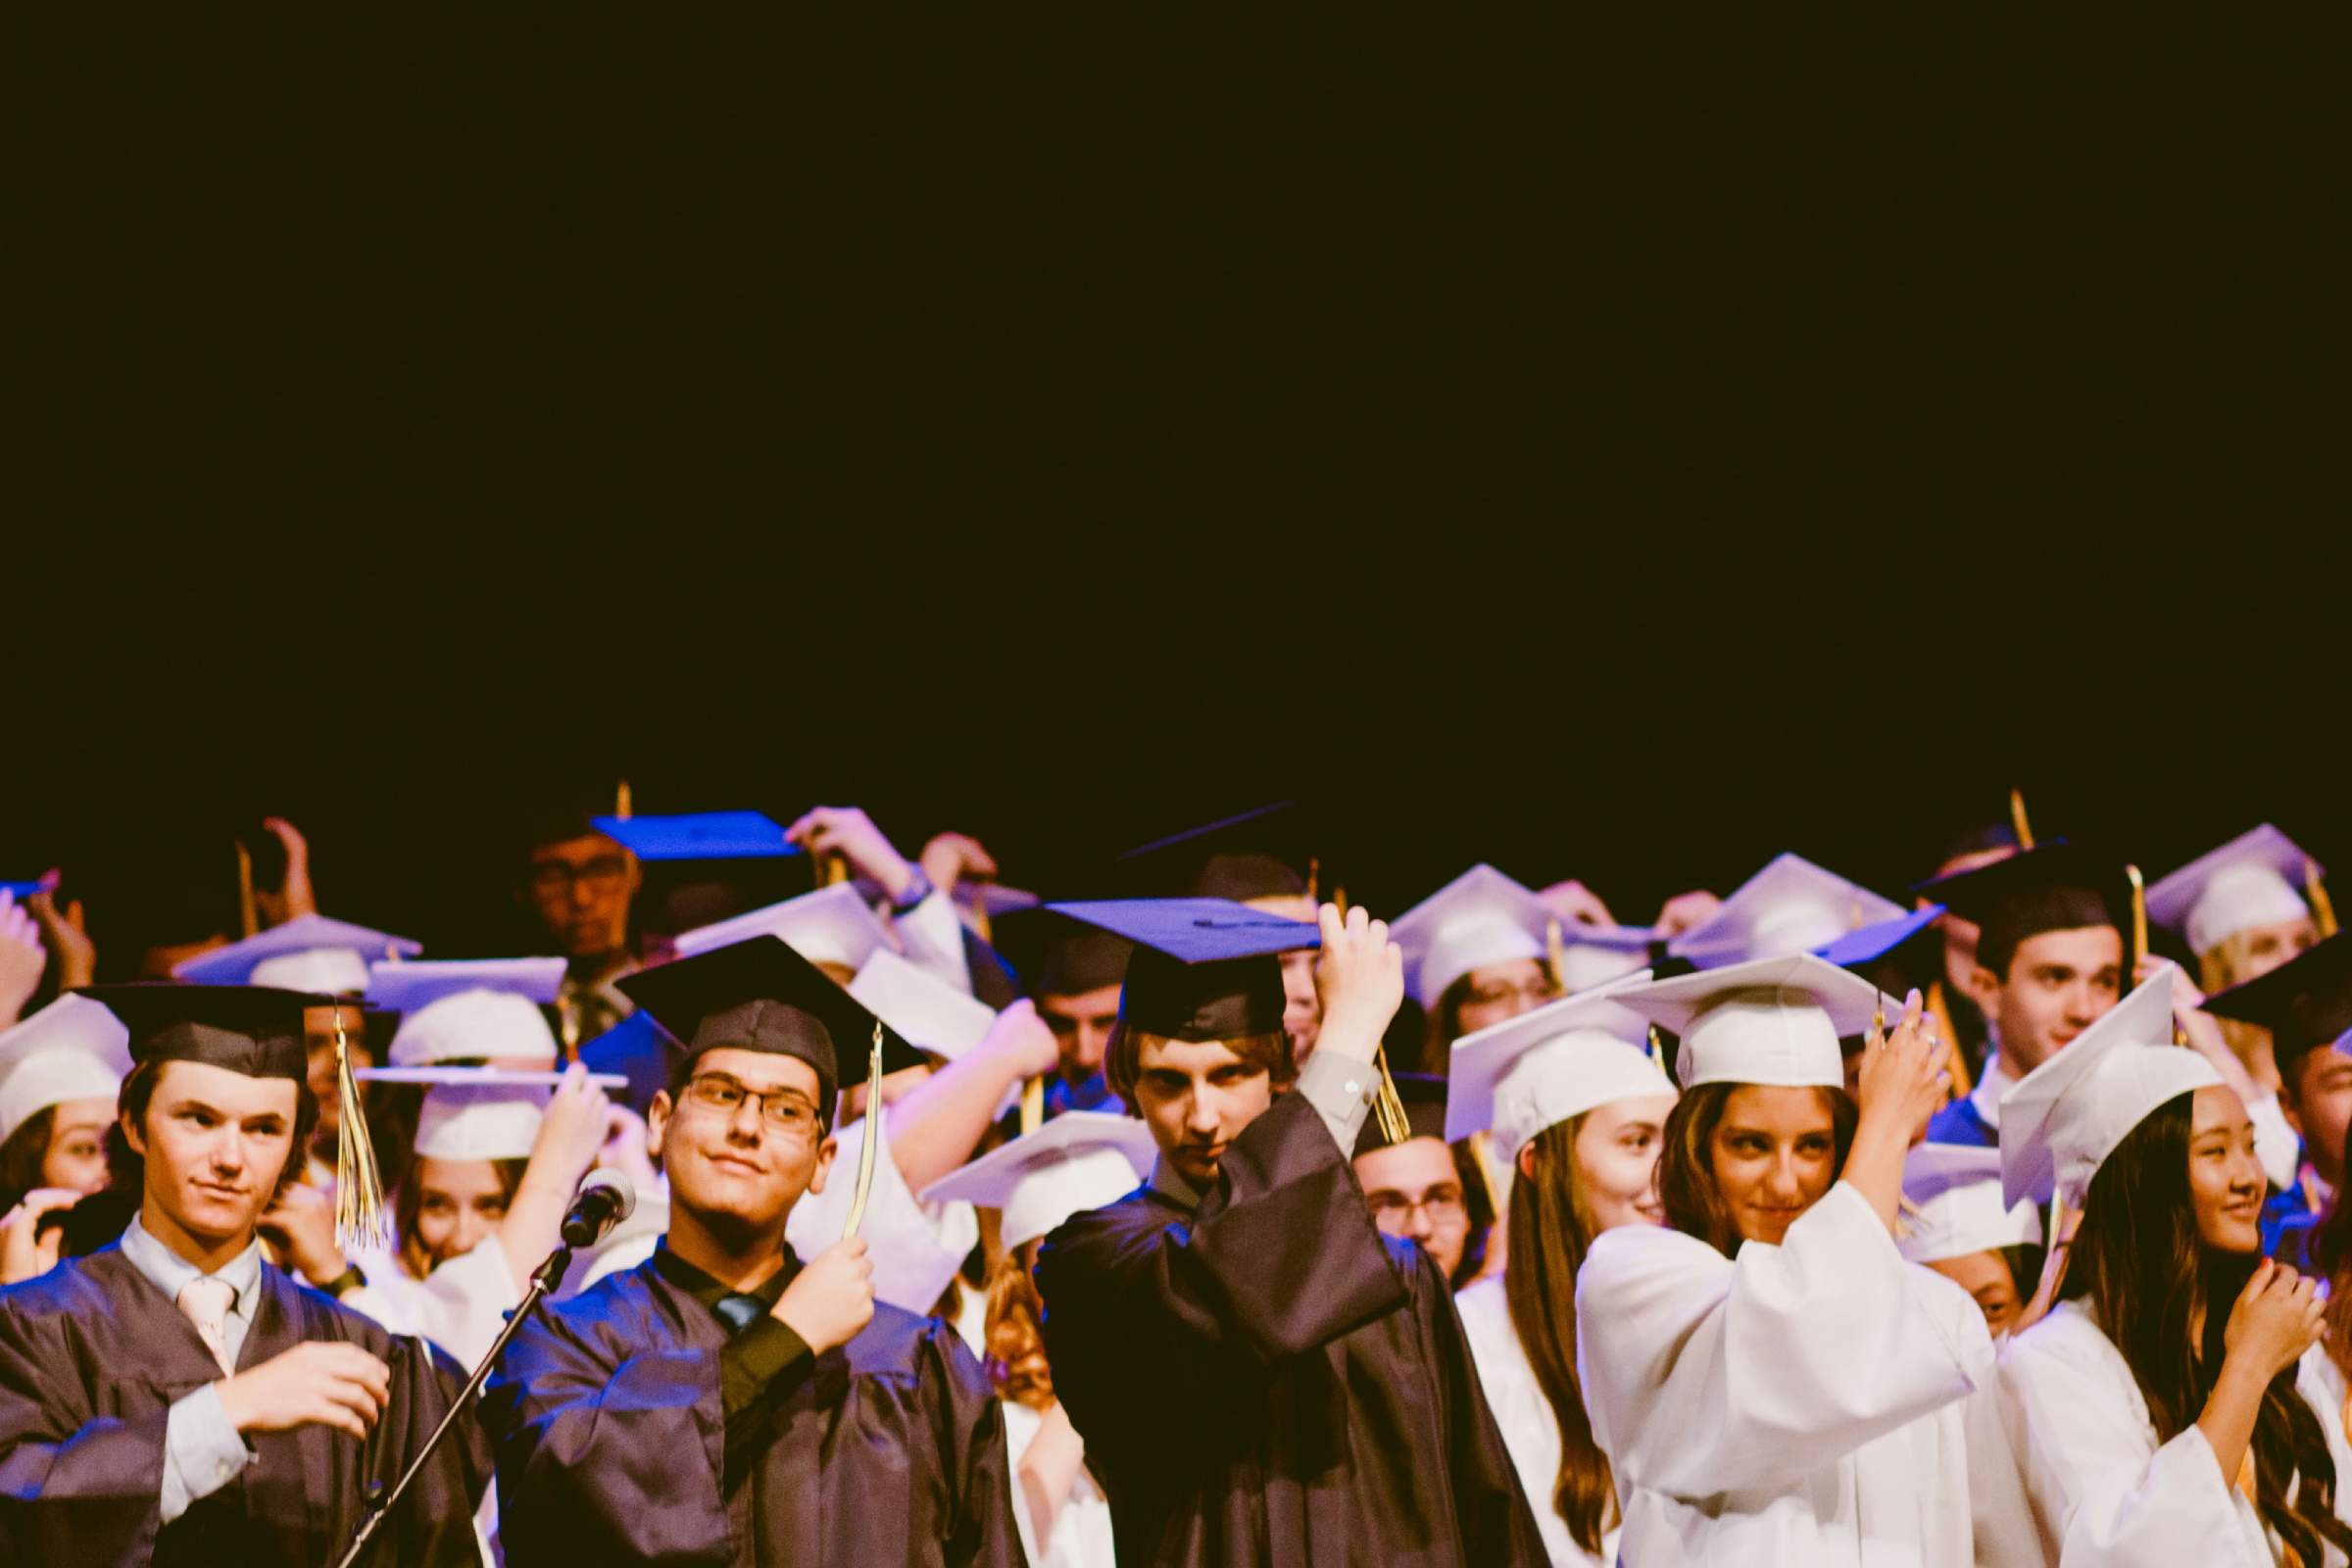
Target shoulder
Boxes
[537,1257,666,1341]
[1453,1273,1508,1334]
[1036,1190,1173,1291]
[2002,1300,2113,1374]
[849,1301,987,1389]
[1580,1220,1725,1294]
[269,1268,429,1354]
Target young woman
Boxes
[1576,955,1988,1565]
[2000,970,2352,1565]
[925,1111,1157,1568]
[0,996,129,1284]
[1444,985,1678,1565]
[2146,826,2327,1092]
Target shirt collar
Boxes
[120,1211,266,1322]
[1147,1154,1203,1212]
[1969,1054,2016,1129]
[651,1239,796,1314]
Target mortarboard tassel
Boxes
[1019,1075,1044,1136]
[1926,981,1972,1101]
[2309,859,2339,941]
[613,778,633,819]
[841,1022,886,1239]
[1544,918,1568,992]
[332,1010,390,1252]
[2009,788,2035,852]
[234,838,261,940]
[817,852,849,890]
[1646,1025,1666,1071]
[1371,1047,1410,1146]
[2125,864,2149,971]
[1305,857,1320,906]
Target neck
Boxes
[139,1201,254,1276]
[665,1197,794,1293]
[568,949,630,984]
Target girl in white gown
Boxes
[1997,968,2352,1566]
[1576,955,1994,1567]
[1444,977,1677,1566]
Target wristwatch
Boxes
[320,1264,368,1299]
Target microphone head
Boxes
[579,1167,636,1223]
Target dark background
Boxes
[3,24,2336,968]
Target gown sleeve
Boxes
[1998,1308,2262,1566]
[1423,1262,1551,1564]
[1575,1180,1993,1501]
[369,1331,497,1567]
[920,1319,1024,1568]
[896,890,979,996]
[0,1296,170,1566]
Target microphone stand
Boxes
[330,1238,578,1568]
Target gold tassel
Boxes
[971,895,996,946]
[2126,863,2149,970]
[332,1012,389,1251]
[818,852,848,889]
[841,1023,886,1238]
[1019,1075,1044,1135]
[1371,1046,1409,1145]
[2309,859,2339,940]
[1927,981,1973,1100]
[2009,788,2035,852]
[1333,884,1349,917]
[1544,918,1568,990]
[1305,857,1320,906]
[1646,1025,1666,1071]
[613,778,633,819]
[234,839,260,939]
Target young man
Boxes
[0,984,486,1565]
[1351,1071,1486,1288]
[482,935,1018,1567]
[1035,899,1544,1565]
[518,803,647,1054]
[1021,912,1130,1117]
[1920,844,2130,1148]
[2203,934,2352,1257]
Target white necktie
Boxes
[177,1277,237,1375]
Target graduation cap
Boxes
[591,809,818,937]
[171,914,422,994]
[575,1008,671,1117]
[1814,906,1946,972]
[1899,1144,2042,1265]
[1444,974,1670,1160]
[1351,1071,1453,1157]
[671,883,898,975]
[366,957,566,1067]
[0,995,132,1146]
[1391,865,1552,1008]
[615,936,924,1116]
[1997,967,2214,1208]
[918,1109,1157,1250]
[2201,934,2352,1080]
[1666,854,1905,969]
[592,810,803,862]
[1914,841,2127,962]
[2144,824,2326,956]
[354,1066,621,1161]
[1607,954,1897,1090]
[1047,898,1318,1043]
[847,949,998,1062]
[992,906,1134,999]
[1115,802,1317,909]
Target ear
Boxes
[620,850,644,898]
[1517,1142,1539,1182]
[1964,962,2003,1015]
[645,1092,672,1161]
[121,1105,147,1158]
[805,1133,839,1196]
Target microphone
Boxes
[560,1169,637,1249]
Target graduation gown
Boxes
[1453,1275,1614,1567]
[482,1250,1019,1566]
[1575,1182,1993,1566]
[2000,1299,2352,1566]
[0,1243,488,1567]
[1034,1088,1545,1567]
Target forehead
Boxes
[531,834,624,866]
[1134,1035,1254,1074]
[1038,982,1122,1017]
[1583,1092,1679,1134]
[2012,925,2124,969]
[693,1047,822,1100]
[2189,1082,2250,1134]
[1353,1137,1456,1191]
[150,1060,300,1117]
[1718,1083,1837,1135]
[1465,957,1545,987]
[413,1155,509,1199]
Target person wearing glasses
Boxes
[482,936,1018,1567]
[1351,1072,1493,1288]
[517,803,649,1054]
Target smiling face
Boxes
[126,1062,301,1251]
[1130,1035,1275,1189]
[1974,925,2124,1075]
[1571,1092,1678,1233]
[405,1156,514,1275]
[648,1047,836,1242]
[1707,1085,1840,1246]
[41,1095,117,1195]
[2185,1082,2265,1254]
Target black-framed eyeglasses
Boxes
[681,1074,822,1141]
[527,856,631,897]
[1367,1187,1470,1230]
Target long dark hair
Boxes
[0,1108,57,1214]
[1503,1115,1612,1556]
[2063,1094,2352,1565]
[1655,1081,1858,1256]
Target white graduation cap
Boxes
[1392,865,1551,1007]
[2144,824,2323,956]
[1899,1143,2042,1264]
[1445,971,1672,1160]
[378,1067,564,1162]
[1553,926,1656,994]
[172,913,422,993]
[1609,953,1897,1090]
[847,949,996,1062]
[371,958,567,1068]
[1666,854,1906,969]
[918,1110,1157,1250]
[0,995,132,1146]
[672,883,897,973]
[1997,965,2219,1209]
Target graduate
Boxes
[0,995,129,1280]
[481,935,1019,1567]
[1575,954,1991,1566]
[1997,968,2352,1565]
[1011,910,1131,1117]
[0,983,486,1565]
[1663,852,1905,969]
[2204,935,2352,1261]
[1350,1072,1494,1289]
[924,1110,1159,1568]
[1392,865,1570,1069]
[2148,825,2329,1093]
[1442,979,1678,1566]
[1034,898,1545,1566]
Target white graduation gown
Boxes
[1576,1181,1992,1567]
[1998,1298,2349,1566]
[343,1233,522,1369]
[1004,1399,1117,1568]
[1455,1274,1616,1566]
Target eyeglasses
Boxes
[681,1075,822,1141]
[1367,1187,1469,1231]
[1462,977,1557,1009]
[527,856,631,898]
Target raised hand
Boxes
[0,892,47,1028]
[1539,880,1617,930]
[774,1237,875,1353]
[786,807,916,903]
[981,1000,1060,1081]
[216,1342,391,1440]
[25,874,95,992]
[531,1062,615,1190]
[2223,1259,2326,1383]
[257,1181,349,1289]
[1312,904,1404,1064]
[0,1189,79,1285]
[260,817,319,923]
[919,832,1000,897]
[1651,889,1722,939]
[1854,988,1948,1141]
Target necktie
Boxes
[714,1294,766,1335]
[178,1277,237,1375]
